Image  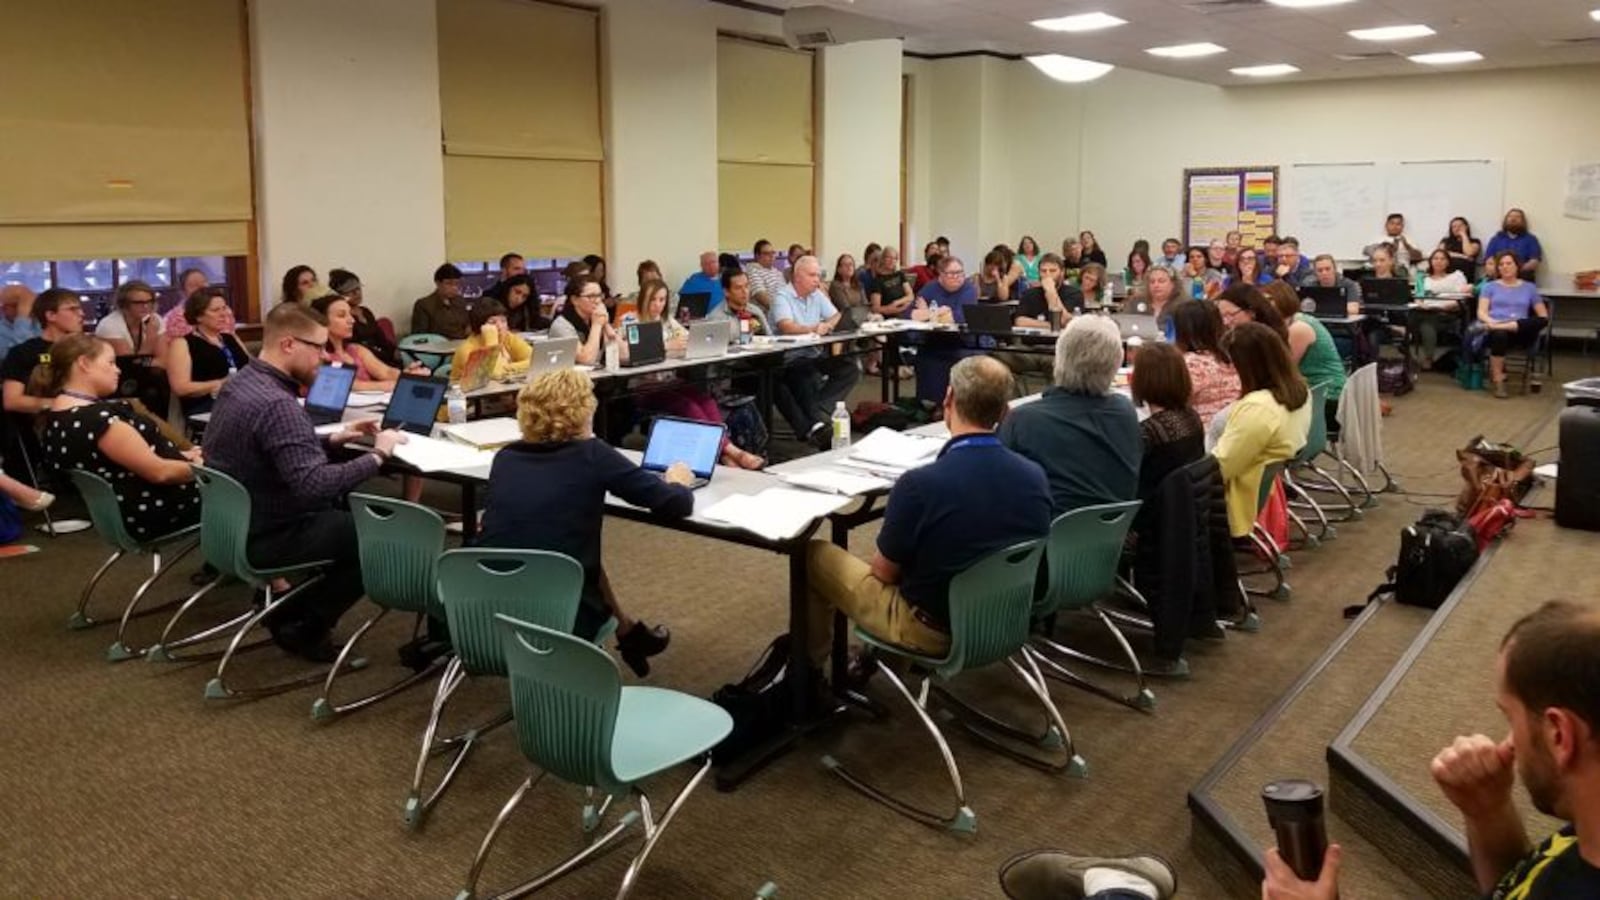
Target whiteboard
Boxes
[1282,163,1385,261]
[1282,160,1504,260]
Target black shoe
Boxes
[190,563,219,587]
[807,422,832,451]
[269,620,340,664]
[398,636,452,673]
[616,621,671,677]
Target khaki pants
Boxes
[989,350,1053,397]
[805,541,950,665]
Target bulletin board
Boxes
[1182,166,1279,249]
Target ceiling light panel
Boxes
[1230,63,1301,77]
[1031,12,1127,33]
[1026,54,1116,82]
[1349,24,1437,41]
[1265,0,1355,8]
[1409,50,1484,65]
[1146,42,1227,58]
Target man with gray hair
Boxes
[773,255,861,449]
[999,315,1139,514]
[803,355,1051,666]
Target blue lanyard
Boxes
[939,433,1000,458]
[218,338,239,372]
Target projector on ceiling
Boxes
[782,4,905,50]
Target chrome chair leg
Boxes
[821,665,976,833]
[927,651,1093,769]
[141,576,254,663]
[1029,612,1157,711]
[454,772,543,900]
[69,549,124,630]
[404,658,513,830]
[203,575,359,700]
[310,611,441,723]
[615,759,715,900]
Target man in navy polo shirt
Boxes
[1484,208,1544,279]
[804,355,1051,665]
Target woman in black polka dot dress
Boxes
[41,335,200,541]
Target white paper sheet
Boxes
[847,428,945,468]
[1535,462,1559,480]
[700,488,852,541]
[346,391,391,408]
[441,417,522,449]
[393,434,497,473]
[779,469,893,496]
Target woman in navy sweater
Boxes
[477,367,694,676]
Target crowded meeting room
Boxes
[8,0,1600,898]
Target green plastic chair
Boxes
[145,465,347,700]
[67,470,200,659]
[405,548,616,831]
[1025,501,1158,709]
[821,538,1084,834]
[1285,382,1361,537]
[1241,460,1292,601]
[309,493,448,722]
[453,613,732,900]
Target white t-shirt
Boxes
[94,311,165,354]
[1422,271,1470,296]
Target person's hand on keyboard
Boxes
[663,462,694,487]
[372,429,408,461]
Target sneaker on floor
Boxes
[1144,656,1191,679]
[999,850,1177,900]
[269,620,340,664]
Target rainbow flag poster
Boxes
[1243,172,1275,212]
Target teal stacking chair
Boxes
[406,548,616,830]
[68,470,200,659]
[146,466,355,699]
[453,613,732,900]
[821,539,1084,834]
[1239,461,1292,601]
[1285,383,1361,541]
[310,493,449,722]
[399,332,452,379]
[1025,502,1157,710]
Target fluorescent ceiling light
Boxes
[1031,12,1127,32]
[1230,63,1300,77]
[1146,42,1227,58]
[1265,0,1354,7]
[1349,24,1436,41]
[1026,54,1115,82]
[1409,50,1484,65]
[1590,9,1600,21]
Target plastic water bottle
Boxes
[446,384,467,425]
[738,310,753,345]
[830,402,851,450]
[604,336,621,372]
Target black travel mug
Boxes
[1263,779,1328,882]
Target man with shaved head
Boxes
[679,251,725,313]
[772,255,861,449]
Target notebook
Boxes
[529,337,580,375]
[1300,285,1350,319]
[621,320,666,368]
[962,303,1016,334]
[305,364,357,427]
[685,320,734,360]
[677,291,712,321]
[641,416,725,489]
[382,374,449,435]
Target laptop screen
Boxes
[642,417,724,479]
[306,364,357,413]
[383,375,449,434]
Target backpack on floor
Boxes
[1376,355,1415,396]
[718,394,769,457]
[709,634,802,765]
[1350,510,1478,617]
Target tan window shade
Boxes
[718,162,813,254]
[717,38,814,166]
[438,0,604,259]
[0,0,251,258]
[444,156,602,261]
[438,0,602,161]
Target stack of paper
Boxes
[700,488,852,541]
[441,417,522,450]
[847,428,945,469]
[347,391,391,408]
[393,434,496,473]
[779,469,893,496]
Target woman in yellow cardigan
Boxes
[1212,322,1311,537]
[448,298,532,386]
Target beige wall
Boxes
[817,40,904,270]
[907,57,1600,280]
[250,0,447,323]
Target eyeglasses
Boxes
[941,269,966,278]
[578,291,604,300]
[290,335,324,351]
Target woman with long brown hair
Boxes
[1212,323,1311,537]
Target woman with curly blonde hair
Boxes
[477,367,694,676]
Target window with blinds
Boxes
[716,36,815,253]
[0,0,253,261]
[437,0,604,261]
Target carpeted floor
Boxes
[0,363,1577,899]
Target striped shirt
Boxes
[203,359,380,535]
[743,262,787,304]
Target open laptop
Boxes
[685,319,734,360]
[963,303,1016,334]
[1300,285,1350,319]
[1361,277,1413,308]
[529,337,580,375]
[621,320,666,368]
[1107,313,1160,342]
[641,416,725,489]
[677,291,712,321]
[381,374,450,435]
[305,364,357,427]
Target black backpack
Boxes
[1351,510,1478,616]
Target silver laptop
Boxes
[1108,313,1161,341]
[684,319,734,360]
[529,337,580,375]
